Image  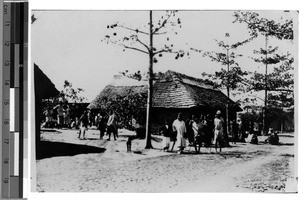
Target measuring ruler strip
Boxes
[2,1,28,198]
[2,1,11,198]
[10,2,19,198]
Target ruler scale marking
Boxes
[2,2,11,198]
[2,1,27,198]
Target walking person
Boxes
[172,113,187,154]
[107,110,118,141]
[159,119,172,151]
[214,110,224,153]
[78,110,89,139]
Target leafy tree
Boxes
[100,93,147,129]
[41,80,87,122]
[60,80,87,103]
[191,33,251,135]
[233,11,294,133]
[103,11,186,148]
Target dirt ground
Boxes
[35,127,297,193]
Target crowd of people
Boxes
[42,103,279,152]
[160,111,230,154]
[159,110,281,154]
[42,102,120,141]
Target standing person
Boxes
[202,115,210,147]
[131,115,141,138]
[172,113,187,154]
[159,119,172,151]
[64,104,71,128]
[107,110,118,141]
[56,102,64,129]
[237,118,245,142]
[214,110,224,153]
[96,112,106,140]
[206,114,214,146]
[186,115,195,145]
[192,117,203,154]
[87,110,93,127]
[78,110,89,139]
[43,106,53,128]
[229,120,238,144]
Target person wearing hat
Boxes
[214,110,224,153]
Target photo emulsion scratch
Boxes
[31,10,297,192]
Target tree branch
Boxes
[118,24,149,35]
[153,48,172,55]
[135,36,150,53]
[122,44,149,54]
[152,13,172,35]
[153,31,167,35]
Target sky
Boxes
[31,10,297,103]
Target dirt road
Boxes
[36,128,297,193]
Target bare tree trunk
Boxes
[263,35,268,135]
[145,10,153,149]
[226,48,230,142]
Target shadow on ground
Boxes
[41,129,62,133]
[36,141,106,160]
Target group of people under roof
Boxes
[159,110,280,154]
[159,111,226,154]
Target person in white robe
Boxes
[214,110,224,153]
[172,113,187,154]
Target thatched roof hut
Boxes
[89,70,242,132]
[89,70,241,112]
[34,63,60,147]
[34,63,59,99]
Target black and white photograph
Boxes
[31,8,297,193]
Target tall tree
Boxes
[233,11,294,134]
[191,33,250,136]
[103,11,185,148]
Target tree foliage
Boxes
[192,34,249,96]
[234,11,294,109]
[233,11,294,132]
[100,93,147,128]
[233,11,293,40]
[60,80,87,103]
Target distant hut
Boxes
[34,63,60,146]
[88,70,242,132]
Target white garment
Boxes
[214,118,223,144]
[192,121,199,136]
[172,119,187,148]
[163,137,170,148]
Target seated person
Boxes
[265,131,279,145]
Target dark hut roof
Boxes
[88,70,242,111]
[34,63,59,99]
